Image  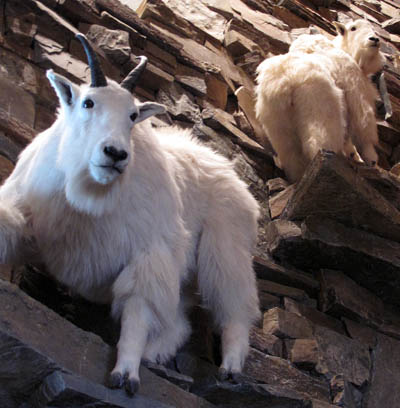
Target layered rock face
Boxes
[1,0,400,407]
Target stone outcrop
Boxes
[1,0,400,407]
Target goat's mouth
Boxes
[90,162,125,175]
[99,164,123,174]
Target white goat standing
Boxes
[0,34,260,395]
[255,19,384,183]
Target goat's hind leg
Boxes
[143,300,191,365]
[197,215,260,380]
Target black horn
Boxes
[120,56,148,92]
[76,33,107,88]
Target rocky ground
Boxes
[1,0,400,407]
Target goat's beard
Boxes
[64,166,125,216]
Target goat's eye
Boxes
[83,99,94,109]
[351,26,357,31]
[130,112,138,122]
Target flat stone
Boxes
[314,326,371,387]
[342,318,377,349]
[0,155,15,185]
[202,108,265,154]
[143,0,227,43]
[34,34,90,83]
[330,375,363,408]
[282,151,400,243]
[0,77,36,129]
[258,291,281,311]
[243,348,330,402]
[193,375,315,408]
[249,326,283,357]
[0,280,215,408]
[266,217,400,308]
[100,11,147,49]
[30,370,169,408]
[382,17,400,34]
[204,74,228,110]
[175,75,206,98]
[0,131,22,163]
[258,279,312,305]
[263,307,313,339]
[0,265,13,283]
[224,23,260,57]
[285,339,319,369]
[319,269,384,328]
[284,298,346,336]
[85,24,131,65]
[363,333,400,408]
[144,362,193,392]
[253,256,319,297]
[157,82,201,123]
[269,185,295,219]
[0,106,36,147]
[267,177,290,196]
[234,86,269,149]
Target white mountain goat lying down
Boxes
[255,19,384,183]
[0,34,260,395]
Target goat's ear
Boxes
[135,102,166,124]
[46,70,80,107]
[333,21,346,36]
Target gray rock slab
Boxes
[266,217,400,308]
[0,281,215,408]
[243,348,330,402]
[319,269,384,328]
[263,307,314,339]
[254,256,319,297]
[284,298,346,336]
[282,151,400,243]
[363,333,400,408]
[250,326,283,357]
[29,370,169,408]
[342,318,378,349]
[314,326,371,387]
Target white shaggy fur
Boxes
[255,19,384,183]
[0,69,260,392]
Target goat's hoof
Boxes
[109,372,124,389]
[126,377,140,396]
[231,372,246,384]
[218,367,229,381]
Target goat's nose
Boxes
[104,145,128,162]
[369,36,380,44]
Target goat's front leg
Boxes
[110,295,152,395]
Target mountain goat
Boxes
[255,19,384,183]
[0,34,260,395]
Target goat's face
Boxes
[47,72,165,187]
[334,19,384,75]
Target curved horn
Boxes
[120,56,148,92]
[76,33,107,88]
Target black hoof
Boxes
[231,372,246,384]
[109,372,124,389]
[218,367,229,381]
[126,377,140,396]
